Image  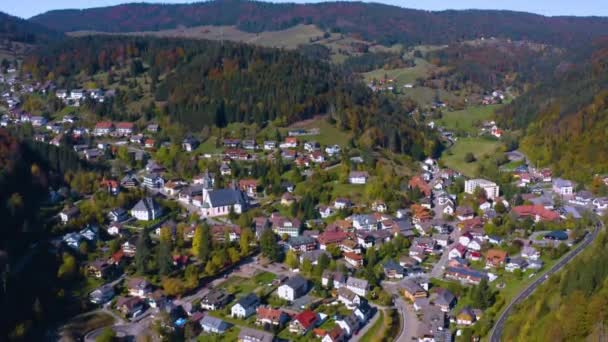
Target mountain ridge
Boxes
[29,0,608,47]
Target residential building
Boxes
[277,275,308,301]
[256,306,289,327]
[431,288,456,312]
[289,310,318,335]
[346,277,369,297]
[337,287,361,309]
[115,122,135,135]
[322,271,347,289]
[130,197,163,221]
[402,279,427,301]
[231,294,260,318]
[59,206,79,224]
[200,315,231,334]
[90,284,115,304]
[287,236,317,252]
[344,252,364,268]
[383,260,405,279]
[94,121,114,136]
[127,278,151,297]
[349,171,369,185]
[238,328,274,342]
[486,249,508,268]
[553,178,574,197]
[464,179,499,199]
[201,290,232,311]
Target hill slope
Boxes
[30,0,608,47]
[23,36,440,157]
[498,38,608,183]
[0,11,62,44]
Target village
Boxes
[1,61,605,342]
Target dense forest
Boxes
[30,0,608,47]
[0,128,86,339]
[23,36,441,158]
[0,11,63,44]
[426,40,562,91]
[497,38,608,183]
[503,229,608,341]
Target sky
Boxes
[2,0,607,19]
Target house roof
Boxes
[432,288,455,306]
[284,275,307,291]
[207,189,247,207]
[95,121,113,129]
[401,279,425,294]
[127,277,150,290]
[486,249,507,262]
[116,122,134,129]
[317,230,348,245]
[337,287,359,301]
[349,171,369,178]
[294,310,318,329]
[132,197,161,214]
[238,328,274,342]
[235,293,259,308]
[288,236,316,247]
[346,277,368,290]
[512,205,560,221]
[344,252,363,262]
[257,306,286,322]
[383,260,405,273]
[200,315,229,330]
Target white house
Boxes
[231,294,260,318]
[200,316,230,334]
[130,198,162,221]
[349,171,369,185]
[553,178,573,197]
[277,276,308,301]
[521,246,540,260]
[346,277,369,297]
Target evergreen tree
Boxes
[285,250,299,270]
[260,229,280,262]
[157,241,172,276]
[135,232,151,274]
[192,224,211,264]
[240,227,253,256]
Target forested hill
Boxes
[0,11,62,44]
[30,0,608,47]
[497,38,608,183]
[23,36,440,158]
[503,229,608,341]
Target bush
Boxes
[464,152,476,163]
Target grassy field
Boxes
[360,310,385,342]
[441,137,501,177]
[282,117,352,147]
[438,104,503,135]
[197,326,241,342]
[401,86,461,105]
[362,58,433,84]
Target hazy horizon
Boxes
[2,0,607,20]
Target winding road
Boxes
[489,224,601,342]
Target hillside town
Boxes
[0,45,604,342]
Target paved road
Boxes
[381,281,418,342]
[489,224,600,342]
